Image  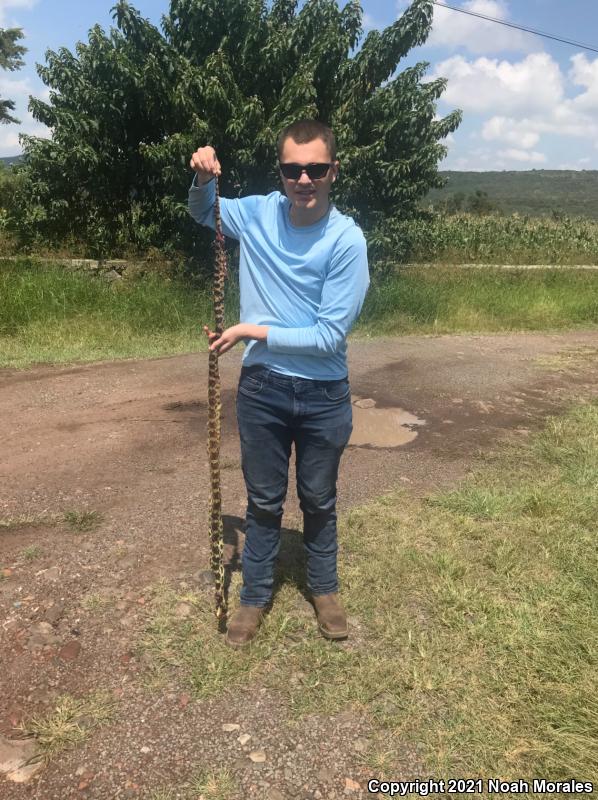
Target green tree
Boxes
[11,0,461,264]
[447,190,465,214]
[1,27,26,124]
[467,189,499,216]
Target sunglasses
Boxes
[279,162,332,180]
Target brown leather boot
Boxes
[225,605,265,649]
[311,593,348,640]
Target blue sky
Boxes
[1,0,597,169]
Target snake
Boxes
[207,176,228,622]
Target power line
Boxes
[431,1,598,55]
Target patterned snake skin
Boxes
[207,177,228,621]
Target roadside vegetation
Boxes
[358,265,598,335]
[388,213,598,266]
[19,692,115,763]
[0,259,217,368]
[139,400,598,783]
[63,509,104,533]
[1,258,597,368]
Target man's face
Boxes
[279,137,339,217]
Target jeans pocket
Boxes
[323,379,351,402]
[238,372,265,397]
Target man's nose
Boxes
[297,170,313,184]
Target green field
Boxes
[425,170,598,220]
[1,259,598,368]
[392,214,598,266]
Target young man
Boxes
[188,119,369,648]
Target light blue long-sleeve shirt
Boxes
[188,176,370,380]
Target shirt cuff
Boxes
[190,174,215,189]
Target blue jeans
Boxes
[235,365,353,607]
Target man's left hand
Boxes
[203,323,269,355]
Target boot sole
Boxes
[224,634,254,649]
[318,623,349,640]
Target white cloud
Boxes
[427,0,536,55]
[482,110,598,146]
[498,148,546,163]
[0,129,21,151]
[482,116,539,149]
[0,73,50,155]
[569,54,598,112]
[0,121,48,155]
[446,147,495,170]
[433,52,598,160]
[430,53,564,114]
[432,49,598,169]
[0,75,32,97]
[0,0,38,27]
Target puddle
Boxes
[349,396,426,448]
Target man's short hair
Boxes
[277,119,336,162]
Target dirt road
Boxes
[1,330,597,798]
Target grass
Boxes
[0,512,60,530]
[357,266,598,336]
[138,578,274,695]
[80,592,113,612]
[1,259,598,368]
[18,692,115,762]
[20,544,42,562]
[188,768,237,799]
[139,399,598,786]
[148,769,237,800]
[63,509,103,532]
[0,259,230,369]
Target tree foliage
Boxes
[1,27,26,124]
[430,189,501,216]
[10,0,461,266]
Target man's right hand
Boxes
[190,146,222,184]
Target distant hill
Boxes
[425,170,598,220]
[1,155,23,168]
